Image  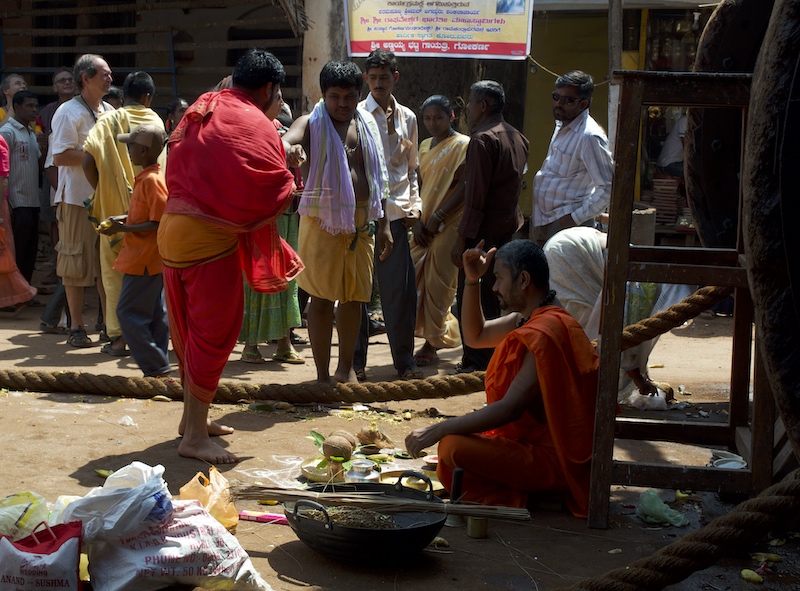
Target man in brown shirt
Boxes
[450,80,529,372]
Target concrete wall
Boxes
[522,12,610,213]
[301,0,347,113]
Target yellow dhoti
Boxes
[297,205,373,304]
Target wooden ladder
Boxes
[588,70,778,529]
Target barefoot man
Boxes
[157,49,300,463]
[283,61,389,383]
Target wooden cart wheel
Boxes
[743,0,800,460]
[685,0,774,248]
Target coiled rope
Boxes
[554,468,800,591]
[0,285,731,403]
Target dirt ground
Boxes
[0,287,798,591]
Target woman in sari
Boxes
[0,136,36,313]
[410,95,470,366]
[239,104,304,365]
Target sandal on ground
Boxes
[40,322,69,335]
[68,328,94,348]
[398,365,424,380]
[272,349,305,364]
[101,342,130,357]
[354,368,367,382]
[290,330,309,345]
[241,350,266,364]
[453,362,479,374]
[413,351,439,367]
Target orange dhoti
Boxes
[436,432,568,509]
[436,306,598,517]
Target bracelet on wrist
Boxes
[465,278,481,286]
[432,209,446,222]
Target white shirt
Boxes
[532,108,613,227]
[657,115,687,168]
[358,94,420,222]
[50,97,113,206]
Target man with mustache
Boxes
[531,70,613,247]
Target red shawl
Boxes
[165,88,302,292]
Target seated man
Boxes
[405,239,598,517]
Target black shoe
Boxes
[368,318,386,336]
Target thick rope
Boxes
[620,285,733,351]
[0,286,729,404]
[554,468,800,591]
[0,369,486,404]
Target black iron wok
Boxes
[285,471,446,560]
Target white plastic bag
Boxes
[626,388,670,411]
[88,500,272,591]
[55,461,173,542]
[0,491,49,540]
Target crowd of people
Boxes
[2,47,662,513]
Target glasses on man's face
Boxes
[552,92,582,106]
[56,77,74,84]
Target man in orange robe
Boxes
[157,49,300,464]
[406,239,598,517]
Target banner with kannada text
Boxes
[344,0,534,60]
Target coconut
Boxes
[357,422,394,447]
[329,430,358,450]
[322,435,353,461]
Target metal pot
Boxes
[285,471,446,560]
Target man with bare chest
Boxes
[284,61,389,383]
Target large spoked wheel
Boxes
[743,0,800,460]
[685,0,774,248]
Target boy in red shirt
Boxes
[99,124,170,377]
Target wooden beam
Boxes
[774,441,799,476]
[629,245,740,266]
[729,288,754,427]
[616,418,733,446]
[626,262,749,287]
[176,65,301,76]
[750,349,775,492]
[612,71,751,108]
[0,0,269,19]
[1,17,292,37]
[588,73,644,530]
[4,37,302,55]
[611,462,752,492]
[15,66,301,79]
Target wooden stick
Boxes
[230,484,531,522]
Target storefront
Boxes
[522,2,712,242]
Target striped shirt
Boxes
[0,117,41,208]
[532,109,613,227]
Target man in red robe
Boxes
[158,49,300,464]
[406,239,598,517]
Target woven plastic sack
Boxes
[88,500,271,591]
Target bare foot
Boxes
[178,437,238,464]
[208,420,234,436]
[315,375,334,385]
[333,368,358,383]
[179,418,234,436]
